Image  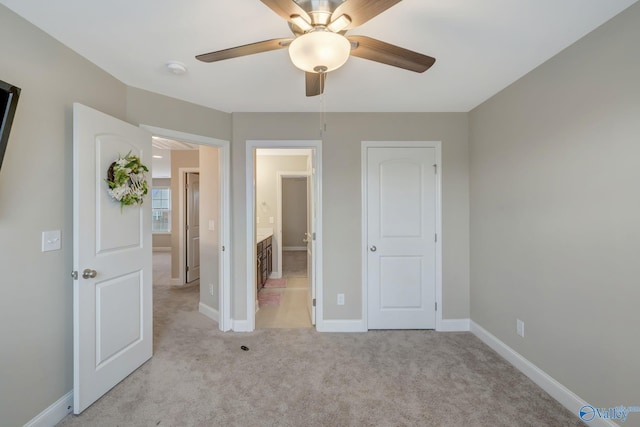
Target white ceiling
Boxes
[1,0,636,113]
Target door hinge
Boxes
[312,298,316,307]
[71,271,78,280]
[435,302,438,311]
[312,232,316,241]
[435,234,438,243]
[186,266,190,272]
[222,246,226,252]
[434,164,437,174]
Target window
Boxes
[152,187,171,232]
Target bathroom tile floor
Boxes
[256,251,312,329]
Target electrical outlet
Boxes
[209,283,214,295]
[517,319,525,337]
[337,293,345,305]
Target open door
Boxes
[306,152,316,325]
[185,172,200,283]
[73,103,153,413]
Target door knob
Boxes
[82,269,97,279]
[370,245,377,252]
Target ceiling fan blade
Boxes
[348,35,435,73]
[306,72,326,97]
[331,0,402,30]
[196,38,292,63]
[260,0,312,24]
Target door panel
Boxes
[96,272,142,366]
[96,135,143,252]
[73,103,152,413]
[380,161,423,237]
[367,147,436,329]
[380,256,423,308]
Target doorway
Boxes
[246,141,323,331]
[144,125,232,332]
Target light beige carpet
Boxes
[57,279,585,426]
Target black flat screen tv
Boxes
[0,79,21,173]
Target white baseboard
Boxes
[268,271,282,279]
[24,390,73,427]
[470,321,618,427]
[232,319,252,332]
[198,302,219,324]
[438,318,470,332]
[152,247,171,252]
[283,246,306,251]
[317,319,367,332]
[170,278,182,286]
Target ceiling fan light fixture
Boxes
[288,30,351,73]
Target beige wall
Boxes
[170,150,199,279]
[0,6,128,426]
[232,113,470,321]
[282,178,308,248]
[199,146,220,310]
[126,87,231,142]
[469,2,640,408]
[256,154,310,273]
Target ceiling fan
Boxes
[196,0,436,96]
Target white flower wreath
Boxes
[105,152,149,209]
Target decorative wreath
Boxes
[105,152,149,209]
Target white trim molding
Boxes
[232,319,252,332]
[438,318,470,332]
[470,321,617,427]
[24,390,73,427]
[317,319,367,333]
[198,302,219,324]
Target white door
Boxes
[366,146,437,329]
[73,103,152,413]
[186,172,200,283]
[306,152,316,325]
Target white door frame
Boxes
[361,141,443,331]
[276,171,311,277]
[142,125,232,332]
[246,140,323,332]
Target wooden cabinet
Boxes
[257,236,273,291]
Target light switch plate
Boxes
[208,219,215,231]
[42,230,61,252]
